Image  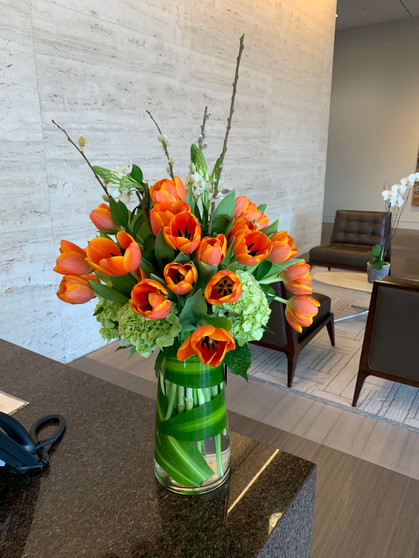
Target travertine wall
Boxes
[1,0,336,362]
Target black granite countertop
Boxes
[0,339,315,558]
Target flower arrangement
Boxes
[52,36,319,492]
[369,172,419,270]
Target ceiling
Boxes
[336,0,419,31]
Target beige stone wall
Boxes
[1,0,336,362]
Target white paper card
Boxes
[0,391,29,414]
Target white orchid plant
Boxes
[369,172,419,270]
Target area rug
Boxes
[248,274,419,432]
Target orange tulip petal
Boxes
[54,252,92,275]
[177,337,196,361]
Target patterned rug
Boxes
[248,270,419,432]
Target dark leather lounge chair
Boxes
[253,282,335,388]
[352,277,419,406]
[309,210,390,272]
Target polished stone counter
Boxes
[0,339,315,557]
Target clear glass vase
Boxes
[154,355,231,495]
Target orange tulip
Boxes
[149,176,187,204]
[163,212,201,254]
[281,262,313,295]
[53,240,92,275]
[164,262,197,295]
[233,231,272,267]
[57,273,99,304]
[204,270,242,305]
[131,279,171,320]
[177,325,235,367]
[89,203,119,231]
[285,295,320,333]
[86,231,141,276]
[196,235,227,266]
[150,200,191,236]
[232,195,269,228]
[268,231,298,263]
[228,217,258,243]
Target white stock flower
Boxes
[114,163,132,177]
[108,184,131,204]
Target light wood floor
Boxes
[72,346,419,558]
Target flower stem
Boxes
[146,110,175,180]
[52,119,108,196]
[215,433,223,477]
[208,34,245,235]
[165,381,176,420]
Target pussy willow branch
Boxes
[198,105,208,150]
[52,120,108,196]
[146,110,175,180]
[208,34,245,235]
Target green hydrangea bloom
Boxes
[95,298,120,342]
[213,270,271,345]
[117,303,182,358]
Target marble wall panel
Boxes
[2,0,336,362]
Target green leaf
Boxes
[164,356,224,388]
[155,384,214,486]
[140,253,157,276]
[108,196,129,228]
[130,212,145,239]
[200,315,232,331]
[89,281,129,305]
[224,342,252,381]
[129,164,143,185]
[195,261,218,293]
[179,290,208,328]
[174,252,191,264]
[159,390,227,441]
[93,306,103,316]
[371,244,382,258]
[109,273,138,297]
[154,349,168,375]
[154,230,175,269]
[213,190,236,219]
[255,260,272,281]
[257,203,267,213]
[211,215,232,235]
[261,283,276,304]
[260,219,279,237]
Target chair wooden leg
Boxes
[286,353,299,388]
[352,371,369,407]
[326,318,335,346]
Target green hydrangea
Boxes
[116,303,182,358]
[212,270,271,345]
[95,298,120,342]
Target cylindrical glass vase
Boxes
[154,355,231,495]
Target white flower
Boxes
[400,176,408,186]
[408,173,417,186]
[389,193,404,207]
[381,189,392,200]
[108,184,131,204]
[114,163,132,176]
[391,183,407,195]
